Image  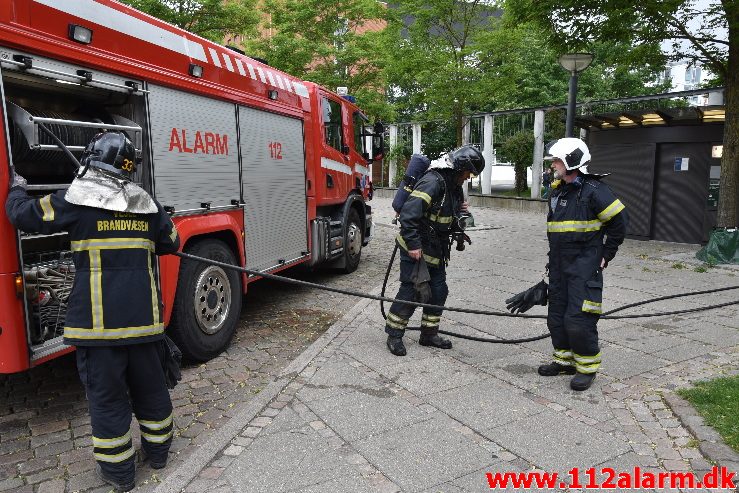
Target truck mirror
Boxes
[372,133,384,161]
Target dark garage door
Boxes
[589,143,656,239]
[652,143,711,244]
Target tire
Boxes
[169,239,242,362]
[341,208,362,273]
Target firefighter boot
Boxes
[386,336,407,356]
[570,372,596,391]
[138,448,167,470]
[538,362,576,376]
[419,328,452,349]
[95,464,135,493]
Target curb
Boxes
[663,392,739,482]
[153,294,374,493]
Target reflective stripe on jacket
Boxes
[547,177,628,263]
[396,170,462,264]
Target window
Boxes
[353,111,369,155]
[322,97,343,151]
[684,66,701,90]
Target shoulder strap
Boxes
[425,169,447,213]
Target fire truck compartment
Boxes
[1,49,147,357]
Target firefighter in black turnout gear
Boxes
[6,132,180,492]
[539,138,627,391]
[385,146,485,356]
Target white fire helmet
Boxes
[544,138,592,175]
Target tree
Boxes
[505,0,738,227]
[385,0,502,145]
[242,0,391,119]
[501,130,535,194]
[120,0,260,42]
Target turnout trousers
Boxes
[547,245,603,374]
[76,341,173,484]
[385,251,449,338]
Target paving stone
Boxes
[226,427,358,492]
[66,469,105,491]
[34,440,72,458]
[490,409,630,471]
[310,389,430,442]
[377,354,487,396]
[354,414,492,493]
[0,478,23,492]
[427,379,547,432]
[29,429,70,448]
[37,478,65,493]
[24,467,62,485]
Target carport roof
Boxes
[576,105,724,130]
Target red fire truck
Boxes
[0,0,383,373]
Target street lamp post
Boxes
[558,53,594,137]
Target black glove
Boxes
[162,335,182,389]
[505,280,548,314]
[411,257,432,304]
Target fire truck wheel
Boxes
[169,239,242,362]
[341,208,362,273]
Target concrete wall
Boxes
[373,187,548,214]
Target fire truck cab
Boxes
[0,0,383,373]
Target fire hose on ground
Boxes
[173,250,739,345]
[38,123,739,344]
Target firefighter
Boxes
[539,138,628,391]
[385,145,485,356]
[6,132,179,492]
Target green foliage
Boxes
[500,130,535,193]
[120,0,260,42]
[243,0,391,120]
[385,0,501,143]
[385,143,412,186]
[504,0,737,226]
[678,376,739,452]
[671,262,686,269]
[504,0,730,81]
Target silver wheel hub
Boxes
[347,222,361,256]
[194,266,231,335]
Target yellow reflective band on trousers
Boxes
[547,220,603,233]
[94,447,135,463]
[421,313,441,327]
[39,195,55,221]
[386,312,409,330]
[140,413,174,444]
[395,235,441,266]
[582,300,603,314]
[141,429,173,443]
[139,413,173,431]
[93,431,131,448]
[93,431,134,463]
[597,199,625,222]
[553,349,574,365]
[64,324,164,340]
[410,189,432,205]
[573,352,601,374]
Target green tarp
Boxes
[696,229,739,265]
